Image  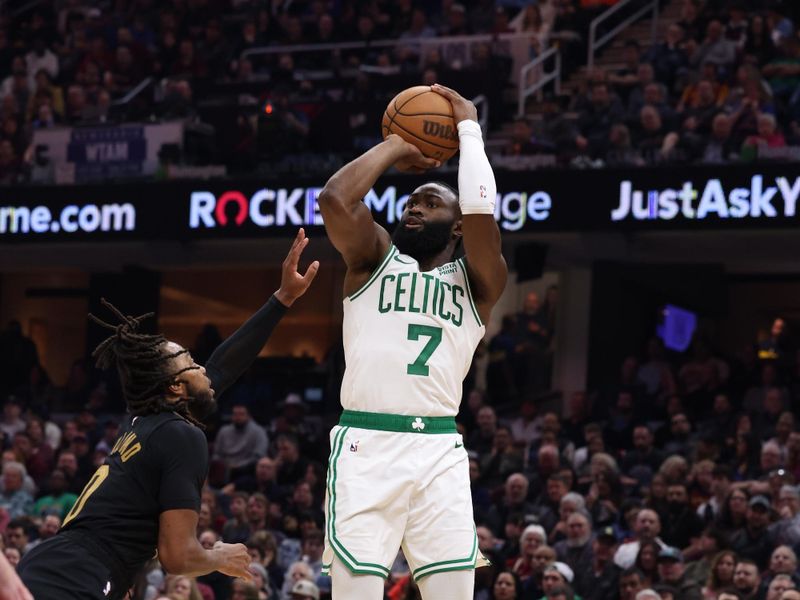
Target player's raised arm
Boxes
[204,228,318,397]
[431,84,507,322]
[317,135,440,284]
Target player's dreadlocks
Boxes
[89,298,205,428]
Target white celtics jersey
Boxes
[340,244,485,417]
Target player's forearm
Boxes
[318,136,407,210]
[165,543,225,578]
[169,548,217,577]
[204,295,288,397]
[457,120,507,300]
[457,120,496,217]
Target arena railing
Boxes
[112,77,154,108]
[516,45,561,117]
[7,0,46,18]
[240,33,527,132]
[104,76,155,122]
[240,31,535,74]
[588,0,660,68]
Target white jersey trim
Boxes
[456,257,483,328]
[349,244,397,301]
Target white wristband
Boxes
[457,120,496,215]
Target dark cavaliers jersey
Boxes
[22,295,288,598]
[60,411,207,585]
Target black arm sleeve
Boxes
[204,294,288,398]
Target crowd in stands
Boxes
[0,0,533,182]
[3,0,796,181]
[3,0,800,597]
[3,288,800,600]
[507,0,800,167]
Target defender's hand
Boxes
[213,541,253,581]
[275,228,319,307]
[385,134,440,173]
[431,84,478,125]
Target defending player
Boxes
[317,84,507,599]
[18,229,319,600]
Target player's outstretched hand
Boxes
[0,552,33,600]
[430,84,478,125]
[385,133,441,174]
[213,541,254,582]
[275,228,320,307]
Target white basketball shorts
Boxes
[321,410,488,581]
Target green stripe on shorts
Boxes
[339,410,457,434]
[412,528,479,581]
[327,426,391,578]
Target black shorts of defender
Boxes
[18,535,122,600]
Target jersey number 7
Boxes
[406,324,442,377]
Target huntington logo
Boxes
[411,418,426,431]
[422,121,458,142]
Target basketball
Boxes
[381,86,459,162]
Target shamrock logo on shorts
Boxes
[412,418,425,431]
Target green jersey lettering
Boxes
[451,285,465,327]
[438,281,451,321]
[378,274,395,313]
[421,273,434,313]
[375,265,467,327]
[432,277,440,316]
[394,272,410,312]
[408,273,421,313]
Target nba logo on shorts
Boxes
[350,440,359,453]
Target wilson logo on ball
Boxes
[382,86,460,161]
[422,121,458,142]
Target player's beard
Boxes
[188,387,217,421]
[392,219,454,260]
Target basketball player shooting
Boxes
[17,230,318,600]
[317,84,507,599]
